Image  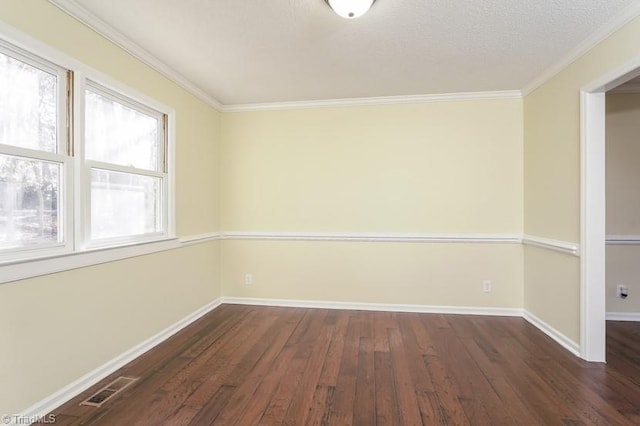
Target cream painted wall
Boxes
[221,101,523,233]
[0,2,220,414]
[0,243,219,414]
[606,246,640,312]
[221,100,524,307]
[524,16,640,342]
[222,240,522,308]
[606,93,640,313]
[523,246,580,342]
[606,93,640,235]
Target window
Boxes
[0,39,172,263]
[84,83,167,245]
[0,43,70,256]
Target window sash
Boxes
[0,150,73,262]
[84,80,166,172]
[85,164,167,248]
[81,83,169,248]
[0,40,70,156]
[0,42,72,261]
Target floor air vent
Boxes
[81,376,137,407]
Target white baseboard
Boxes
[606,312,640,321]
[18,297,223,423]
[221,296,523,317]
[523,310,580,357]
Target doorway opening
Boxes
[581,57,640,362]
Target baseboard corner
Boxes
[523,310,581,357]
[17,297,224,422]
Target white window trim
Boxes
[1,237,181,284]
[82,80,170,249]
[0,40,73,260]
[0,21,176,274]
[0,150,73,263]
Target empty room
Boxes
[2,0,640,424]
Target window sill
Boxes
[1,238,181,285]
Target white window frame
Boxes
[0,22,176,279]
[81,80,169,249]
[0,40,74,262]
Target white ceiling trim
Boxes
[46,0,522,111]
[220,90,522,113]
[47,0,639,109]
[522,1,640,96]
[47,0,223,110]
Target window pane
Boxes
[0,154,61,249]
[0,51,58,153]
[91,169,161,240]
[85,90,159,171]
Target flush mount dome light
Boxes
[325,0,376,19]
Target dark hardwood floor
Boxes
[45,305,640,425]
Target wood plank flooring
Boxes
[46,305,640,425]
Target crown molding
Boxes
[522,2,640,96]
[220,90,522,112]
[49,0,640,110]
[47,0,223,110]
[47,0,521,113]
[46,0,522,112]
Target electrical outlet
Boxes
[483,280,492,293]
[616,284,628,299]
[244,273,253,286]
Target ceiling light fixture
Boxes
[325,0,376,19]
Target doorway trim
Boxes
[580,56,640,362]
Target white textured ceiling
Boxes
[62,0,639,105]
